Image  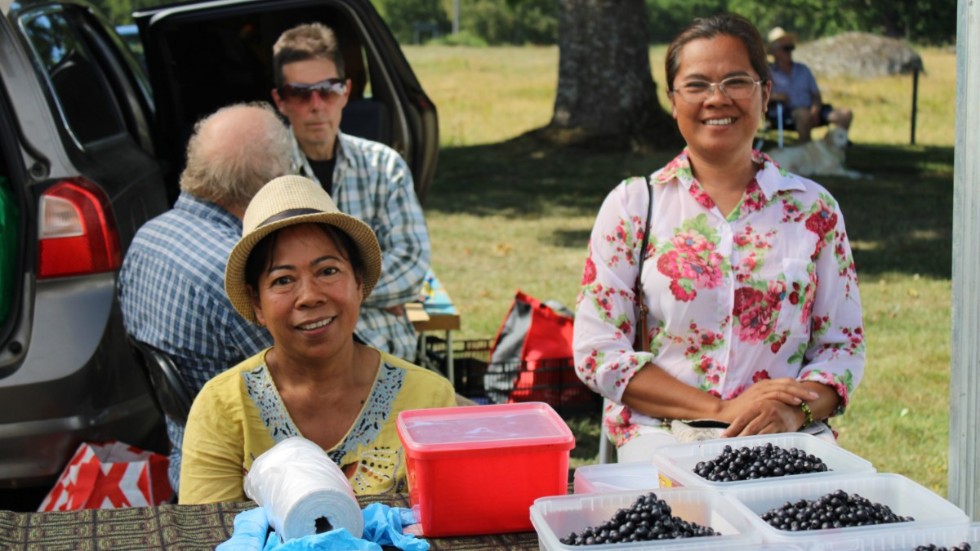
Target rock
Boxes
[794,32,925,79]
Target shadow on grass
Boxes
[427,135,673,218]
[427,136,953,279]
[822,143,953,279]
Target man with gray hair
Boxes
[118,102,290,493]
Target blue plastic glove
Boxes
[220,504,429,551]
[217,507,278,551]
[361,503,429,551]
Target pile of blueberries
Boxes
[761,489,914,531]
[559,492,720,546]
[693,443,830,482]
[913,544,972,551]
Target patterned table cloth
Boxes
[0,494,540,550]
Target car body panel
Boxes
[0,1,168,487]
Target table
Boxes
[409,271,462,385]
[0,493,540,550]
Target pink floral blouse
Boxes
[573,150,865,447]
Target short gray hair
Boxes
[179,102,292,209]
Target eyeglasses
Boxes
[278,78,347,103]
[670,76,763,104]
[780,45,796,52]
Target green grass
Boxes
[405,45,956,493]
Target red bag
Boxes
[485,290,595,409]
[38,441,172,511]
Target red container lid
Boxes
[397,402,574,455]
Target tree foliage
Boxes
[371,0,450,44]
[86,0,170,25]
[88,0,954,46]
[647,0,955,45]
[373,0,556,44]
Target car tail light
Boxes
[38,178,121,278]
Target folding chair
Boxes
[774,102,788,148]
[766,100,830,148]
[129,337,194,426]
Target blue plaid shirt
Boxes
[118,192,273,491]
[290,131,429,361]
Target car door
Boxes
[133,0,439,204]
[0,1,168,487]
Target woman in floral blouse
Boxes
[573,14,864,462]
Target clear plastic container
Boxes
[574,461,660,494]
[808,521,980,550]
[396,402,574,537]
[653,433,875,489]
[724,473,971,548]
[531,487,765,550]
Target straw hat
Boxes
[767,27,798,48]
[224,175,382,323]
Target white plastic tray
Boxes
[573,461,660,494]
[808,521,980,550]
[531,487,764,550]
[653,433,875,489]
[724,473,971,548]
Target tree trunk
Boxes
[543,0,680,150]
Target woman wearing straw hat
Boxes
[768,26,853,143]
[178,175,456,504]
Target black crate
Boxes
[422,338,601,416]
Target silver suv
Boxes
[0,0,438,493]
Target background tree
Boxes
[458,0,557,44]
[87,0,169,25]
[726,0,858,41]
[726,0,954,44]
[645,0,727,43]
[538,0,679,151]
[371,0,449,44]
[847,0,956,45]
[88,0,954,46]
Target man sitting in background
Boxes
[271,22,429,362]
[118,102,291,492]
[768,27,854,143]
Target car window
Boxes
[20,8,126,146]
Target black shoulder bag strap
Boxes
[633,177,653,352]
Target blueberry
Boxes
[761,490,915,532]
[560,492,720,545]
[694,444,832,482]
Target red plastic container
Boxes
[396,402,575,537]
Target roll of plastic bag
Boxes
[245,436,364,542]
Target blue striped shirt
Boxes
[290,131,429,361]
[118,192,273,491]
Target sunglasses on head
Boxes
[278,78,347,103]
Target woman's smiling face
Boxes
[670,34,770,163]
[250,223,362,363]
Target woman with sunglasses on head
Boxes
[768,27,853,143]
[178,176,456,504]
[271,23,429,363]
[573,14,865,463]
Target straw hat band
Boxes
[257,208,323,228]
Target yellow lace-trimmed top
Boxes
[179,347,456,504]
